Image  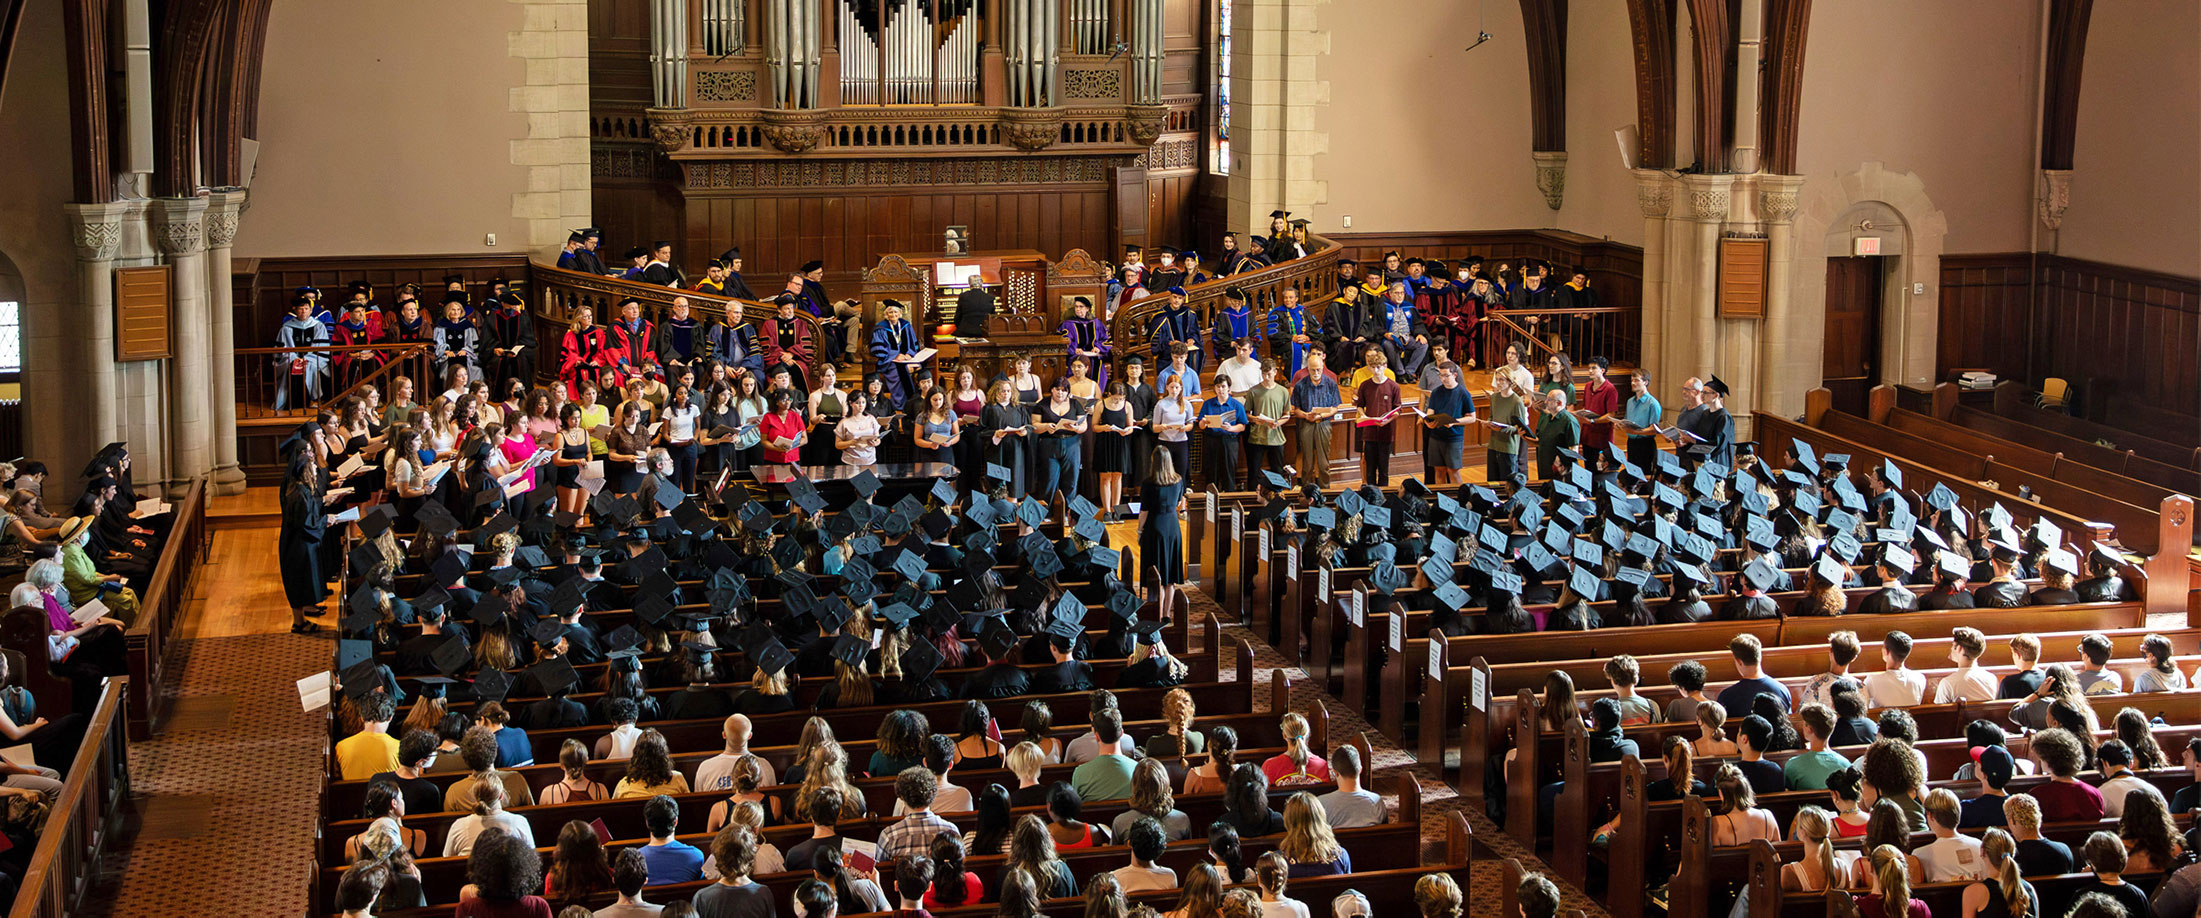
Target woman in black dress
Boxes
[979,381,1031,495]
[1122,357,1158,504]
[1136,445,1188,615]
[1093,382,1133,515]
[1032,377,1087,504]
[279,451,329,634]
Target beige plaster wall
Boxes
[2057,0,2201,276]
[234,0,535,257]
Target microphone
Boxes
[1465,31,1493,52]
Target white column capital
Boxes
[1756,174,1805,226]
[203,188,247,250]
[61,202,132,262]
[1678,173,1735,224]
[151,196,209,256]
[1633,169,1676,219]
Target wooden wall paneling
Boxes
[1938,253,2200,421]
[1934,253,2030,385]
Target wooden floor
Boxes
[183,523,301,639]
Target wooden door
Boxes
[1822,256,1882,415]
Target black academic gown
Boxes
[959,663,1030,699]
[2075,576,2131,603]
[279,480,328,608]
[1918,588,1976,611]
[1855,585,1919,615]
[662,685,735,721]
[1033,660,1097,695]
[2029,587,2080,606]
[1717,593,1779,620]
[1116,657,1185,689]
[481,306,538,388]
[1972,581,2029,608]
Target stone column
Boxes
[1632,170,1674,409]
[204,189,248,495]
[1678,175,1733,384]
[152,196,210,497]
[61,203,128,463]
[1224,0,1326,233]
[1755,175,1804,420]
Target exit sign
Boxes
[1853,236,1882,256]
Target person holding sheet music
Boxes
[1484,369,1528,484]
[805,364,848,467]
[1577,356,1621,466]
[1418,361,1475,484]
[1673,376,1734,470]
[1621,370,1663,475]
[1351,345,1402,487]
[758,392,808,467]
[870,301,927,411]
[914,387,961,466]
[1530,387,1581,482]
[660,382,703,491]
[1243,360,1291,484]
[1150,376,1196,494]
[278,446,330,634]
[980,381,1032,494]
[698,383,744,476]
[1093,383,1135,515]
[1033,378,1088,502]
[1288,349,1342,488]
[495,420,540,516]
[1195,377,1249,490]
[834,391,884,468]
[603,401,653,495]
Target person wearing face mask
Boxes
[57,516,138,624]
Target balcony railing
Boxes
[1114,235,1344,359]
[1482,306,1642,372]
[232,342,432,420]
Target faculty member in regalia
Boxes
[1265,286,1314,379]
[559,304,616,399]
[1211,287,1257,359]
[274,295,332,411]
[869,300,923,411]
[1148,287,1202,371]
[1059,297,1111,390]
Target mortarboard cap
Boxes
[827,635,869,668]
[1812,555,1847,586]
[1877,545,1916,576]
[471,668,513,702]
[899,638,943,682]
[2040,548,2078,576]
[1129,619,1166,645]
[1935,550,1970,580]
[1433,582,1472,613]
[527,656,580,696]
[978,621,1020,659]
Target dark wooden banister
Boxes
[124,474,207,740]
[1114,234,1344,360]
[6,678,128,918]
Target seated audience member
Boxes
[2173,737,2201,814]
[348,782,427,862]
[692,826,775,917]
[1957,829,2035,918]
[1261,712,1330,786]
[332,862,389,918]
[1167,863,1228,918]
[880,765,959,861]
[1715,634,1791,714]
[1649,735,1710,801]
[2065,831,2153,917]
[1046,782,1109,849]
[1854,844,1930,918]
[2116,788,2185,874]
[443,727,535,812]
[472,702,532,769]
[2151,857,2201,917]
[1784,704,1850,791]
[1959,744,2015,828]
[694,714,776,791]
[924,833,982,910]
[1588,698,1640,764]
[703,756,775,831]
[2027,728,2105,822]
[1007,741,1051,808]
[425,713,471,773]
[442,779,534,857]
[1663,660,1712,724]
[1825,768,1870,837]
[1071,708,1139,802]
[638,794,705,886]
[1710,763,1780,847]
[1112,816,1179,893]
[2094,740,2165,818]
[1278,793,1350,877]
[1184,726,1238,797]
[1930,626,1997,703]
[1253,851,1312,917]
[454,832,553,918]
[894,733,971,815]
[336,691,402,780]
[539,738,610,805]
[1145,687,1206,760]
[1064,691,1135,763]
[703,800,784,879]
[1733,715,1783,796]
[963,783,1015,856]
[1859,737,1927,832]
[1418,873,1468,918]
[1827,683,1877,747]
[1315,744,1384,829]
[1862,631,1925,709]
[2134,632,2187,692]
[615,729,692,798]
[892,853,935,916]
[1111,757,1191,841]
[1018,701,1065,763]
[1000,813,1076,899]
[1779,807,1859,892]
[370,729,444,817]
[595,847,661,917]
[1996,633,2046,699]
[2002,793,2075,876]
[805,843,891,914]
[1690,701,1738,757]
[1852,800,1924,888]
[870,710,931,778]
[2072,632,2124,695]
[1801,631,1862,710]
[1603,655,1659,725]
[786,786,850,870]
[1914,789,1987,882]
[543,820,614,905]
[1220,763,1285,836]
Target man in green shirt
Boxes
[1069,709,1138,801]
[1484,369,1527,483]
[1532,387,1580,482]
[1783,703,1852,790]
[1243,359,1291,483]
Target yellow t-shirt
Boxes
[613,775,691,799]
[335,730,400,781]
[579,403,612,456]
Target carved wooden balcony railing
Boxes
[525,263,826,373]
[1115,234,1344,359]
[639,94,1199,158]
[233,343,432,420]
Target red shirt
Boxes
[2030,778,2106,823]
[759,411,808,464]
[1355,378,1401,443]
[1580,378,1620,450]
[453,895,554,918]
[922,872,983,910]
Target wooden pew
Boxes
[342,809,1474,918]
[7,678,130,918]
[1983,380,2201,472]
[1761,406,2189,614]
[1929,383,2200,491]
[124,474,207,739]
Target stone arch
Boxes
[1776,162,1947,418]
